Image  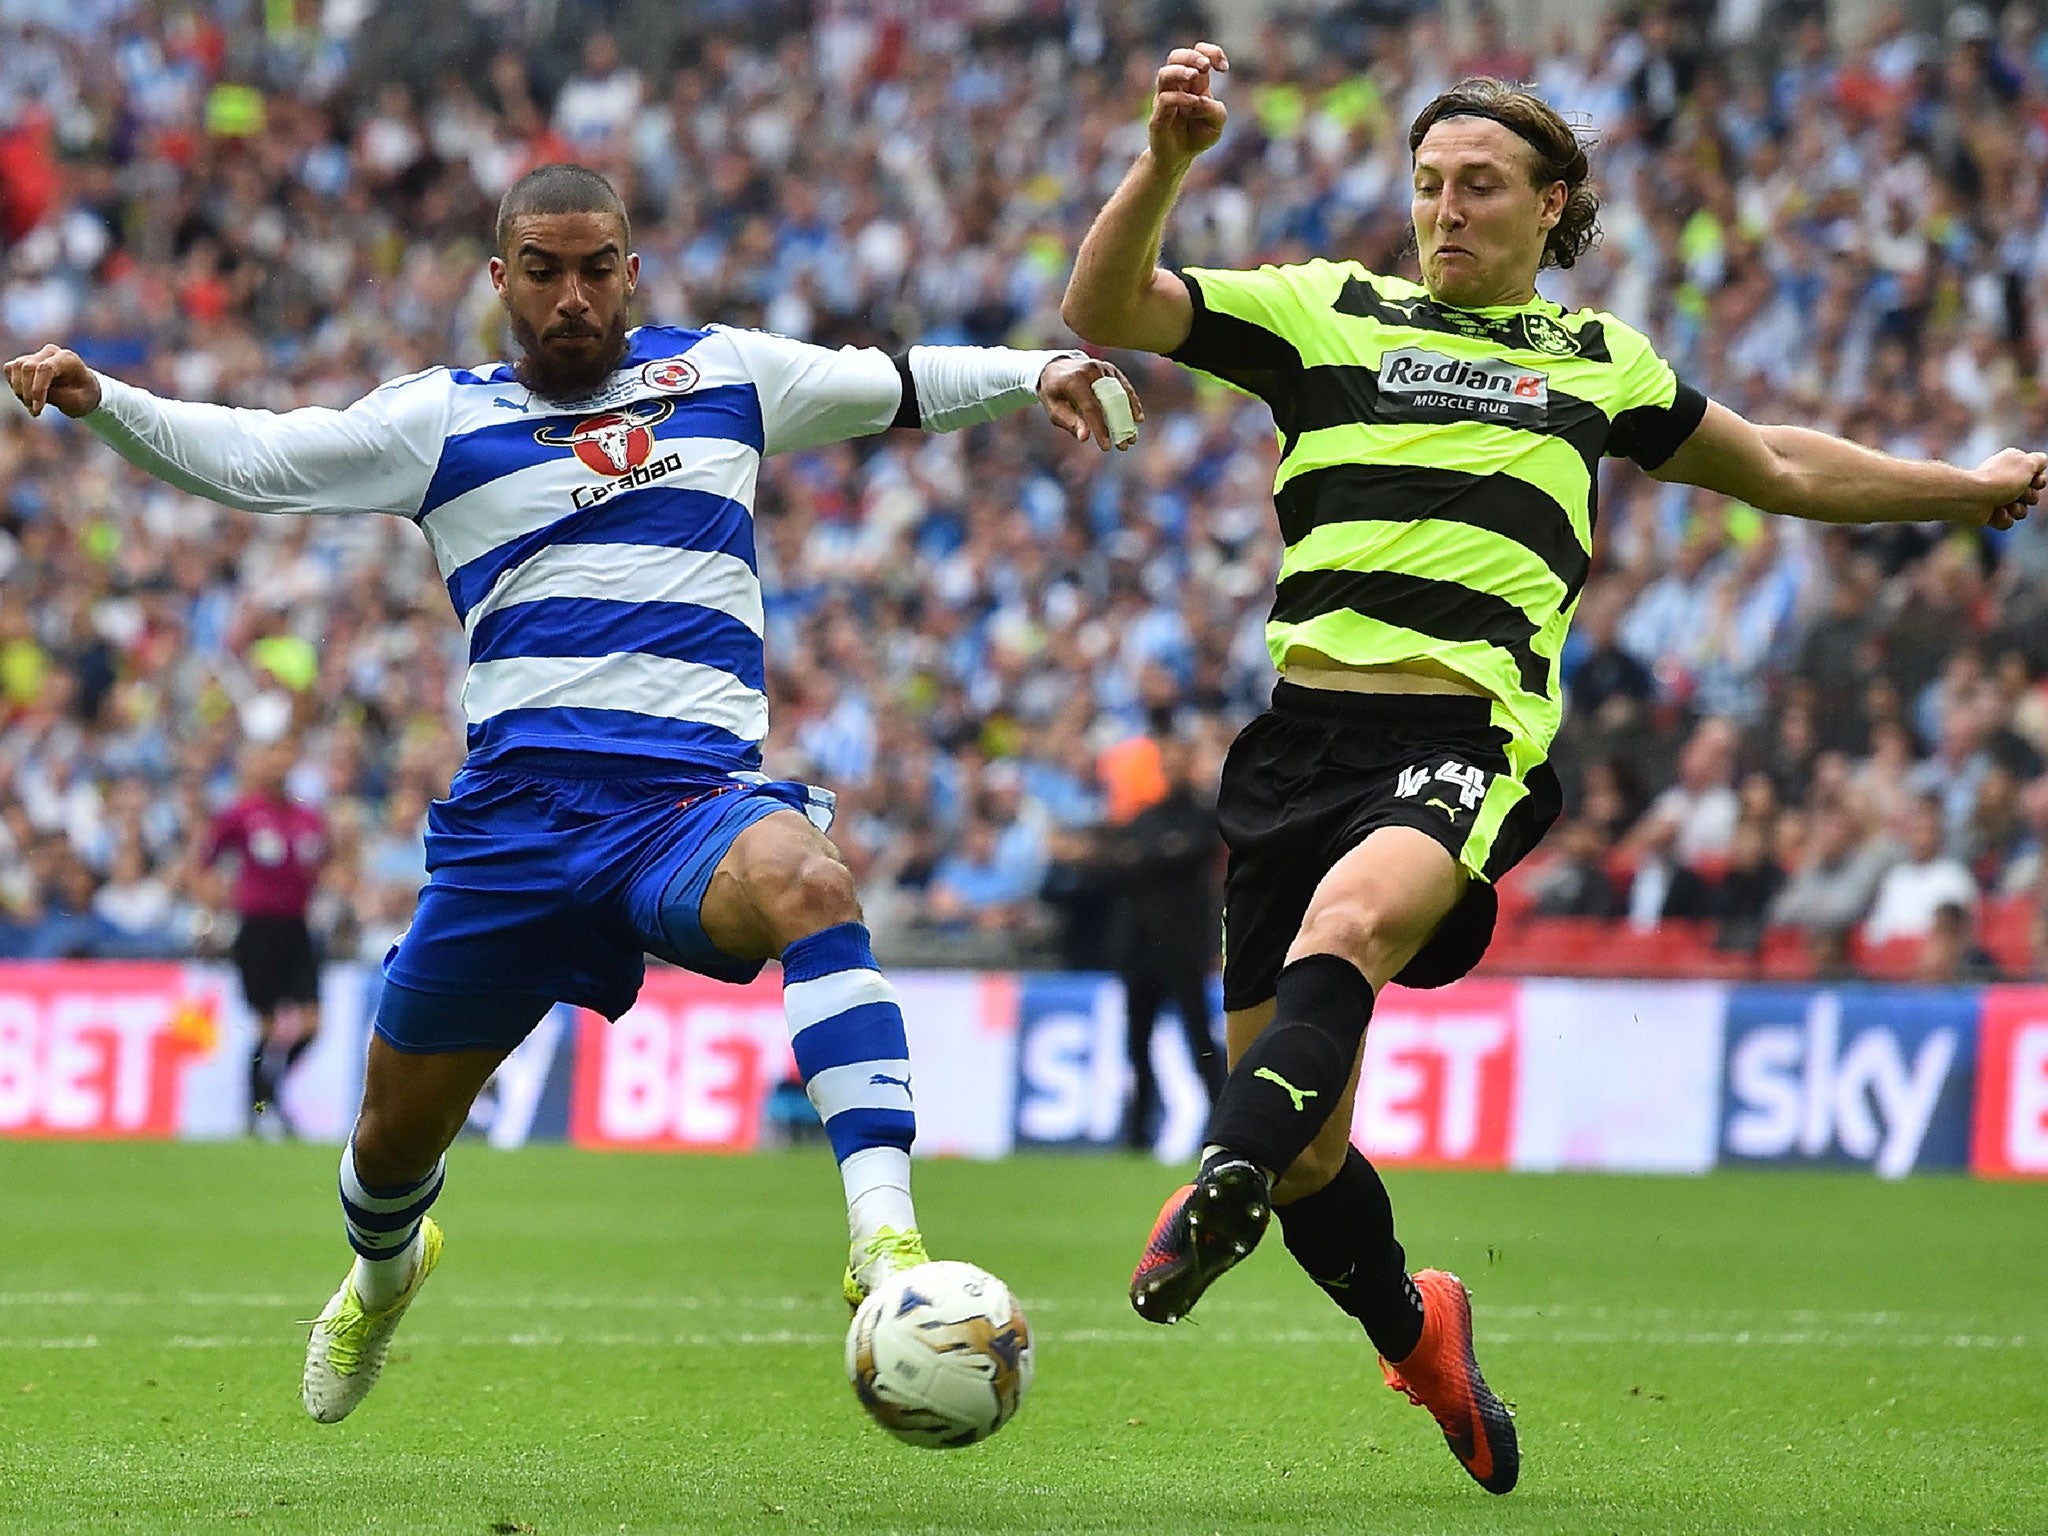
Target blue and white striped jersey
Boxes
[86,325,1041,776]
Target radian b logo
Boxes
[1377,347,1550,427]
[534,398,676,476]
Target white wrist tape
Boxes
[907,345,1082,432]
[1092,374,1138,448]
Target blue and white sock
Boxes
[782,922,917,1247]
[338,1140,444,1309]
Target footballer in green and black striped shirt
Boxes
[1064,44,2047,1496]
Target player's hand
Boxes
[1971,447,2047,531]
[1149,43,1229,167]
[1037,355,1143,451]
[4,344,102,419]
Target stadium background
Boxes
[5,0,2048,982]
[0,0,2042,1176]
[0,0,2044,984]
[2,5,2045,1534]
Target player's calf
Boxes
[781,919,926,1302]
[1205,953,1375,1190]
[1275,1146,1425,1357]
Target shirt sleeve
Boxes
[84,369,451,517]
[713,326,907,456]
[1601,327,1709,471]
[1166,263,1314,408]
[200,808,238,868]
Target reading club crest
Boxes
[534,398,675,476]
[641,356,701,394]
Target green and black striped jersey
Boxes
[1171,258,1707,762]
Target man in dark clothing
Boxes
[1107,735,1228,1151]
[201,738,327,1133]
[1709,815,1786,952]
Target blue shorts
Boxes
[378,758,833,1051]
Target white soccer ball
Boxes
[845,1260,1034,1449]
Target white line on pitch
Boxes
[0,1294,2027,1331]
[0,1328,2033,1352]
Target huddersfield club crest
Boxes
[534,398,675,476]
[641,356,701,394]
[1521,312,1577,356]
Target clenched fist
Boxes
[1150,43,1230,169]
[1972,447,2048,531]
[4,344,102,419]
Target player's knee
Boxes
[767,851,862,947]
[1294,897,1395,974]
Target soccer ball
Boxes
[845,1260,1034,1449]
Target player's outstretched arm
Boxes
[1000,351,1144,451]
[722,328,1143,455]
[4,343,443,518]
[1654,398,2046,531]
[1061,42,1230,355]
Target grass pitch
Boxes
[1,1143,2043,1535]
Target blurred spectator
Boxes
[1851,718,1921,833]
[1564,592,1655,717]
[1644,718,1741,866]
[922,818,1047,950]
[1908,685,1995,842]
[1770,795,1897,936]
[1528,818,1623,919]
[91,836,190,957]
[1864,795,1979,947]
[1622,812,1714,930]
[1915,899,2001,984]
[1576,756,1645,844]
[551,33,642,155]
[1707,813,1784,952]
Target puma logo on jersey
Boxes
[1254,1067,1318,1112]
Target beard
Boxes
[508,307,631,400]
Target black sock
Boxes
[248,1046,275,1120]
[1277,1146,1425,1360]
[1204,954,1375,1180]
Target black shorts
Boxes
[232,914,320,1015]
[1218,682,1562,1010]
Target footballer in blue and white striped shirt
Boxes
[5,163,1143,1425]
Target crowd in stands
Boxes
[8,0,2048,983]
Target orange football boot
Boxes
[1379,1268,1519,1494]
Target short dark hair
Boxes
[495,163,630,253]
[1408,78,1599,271]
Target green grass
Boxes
[1,1144,2043,1535]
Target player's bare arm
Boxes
[1060,43,1230,355]
[1655,399,2046,531]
